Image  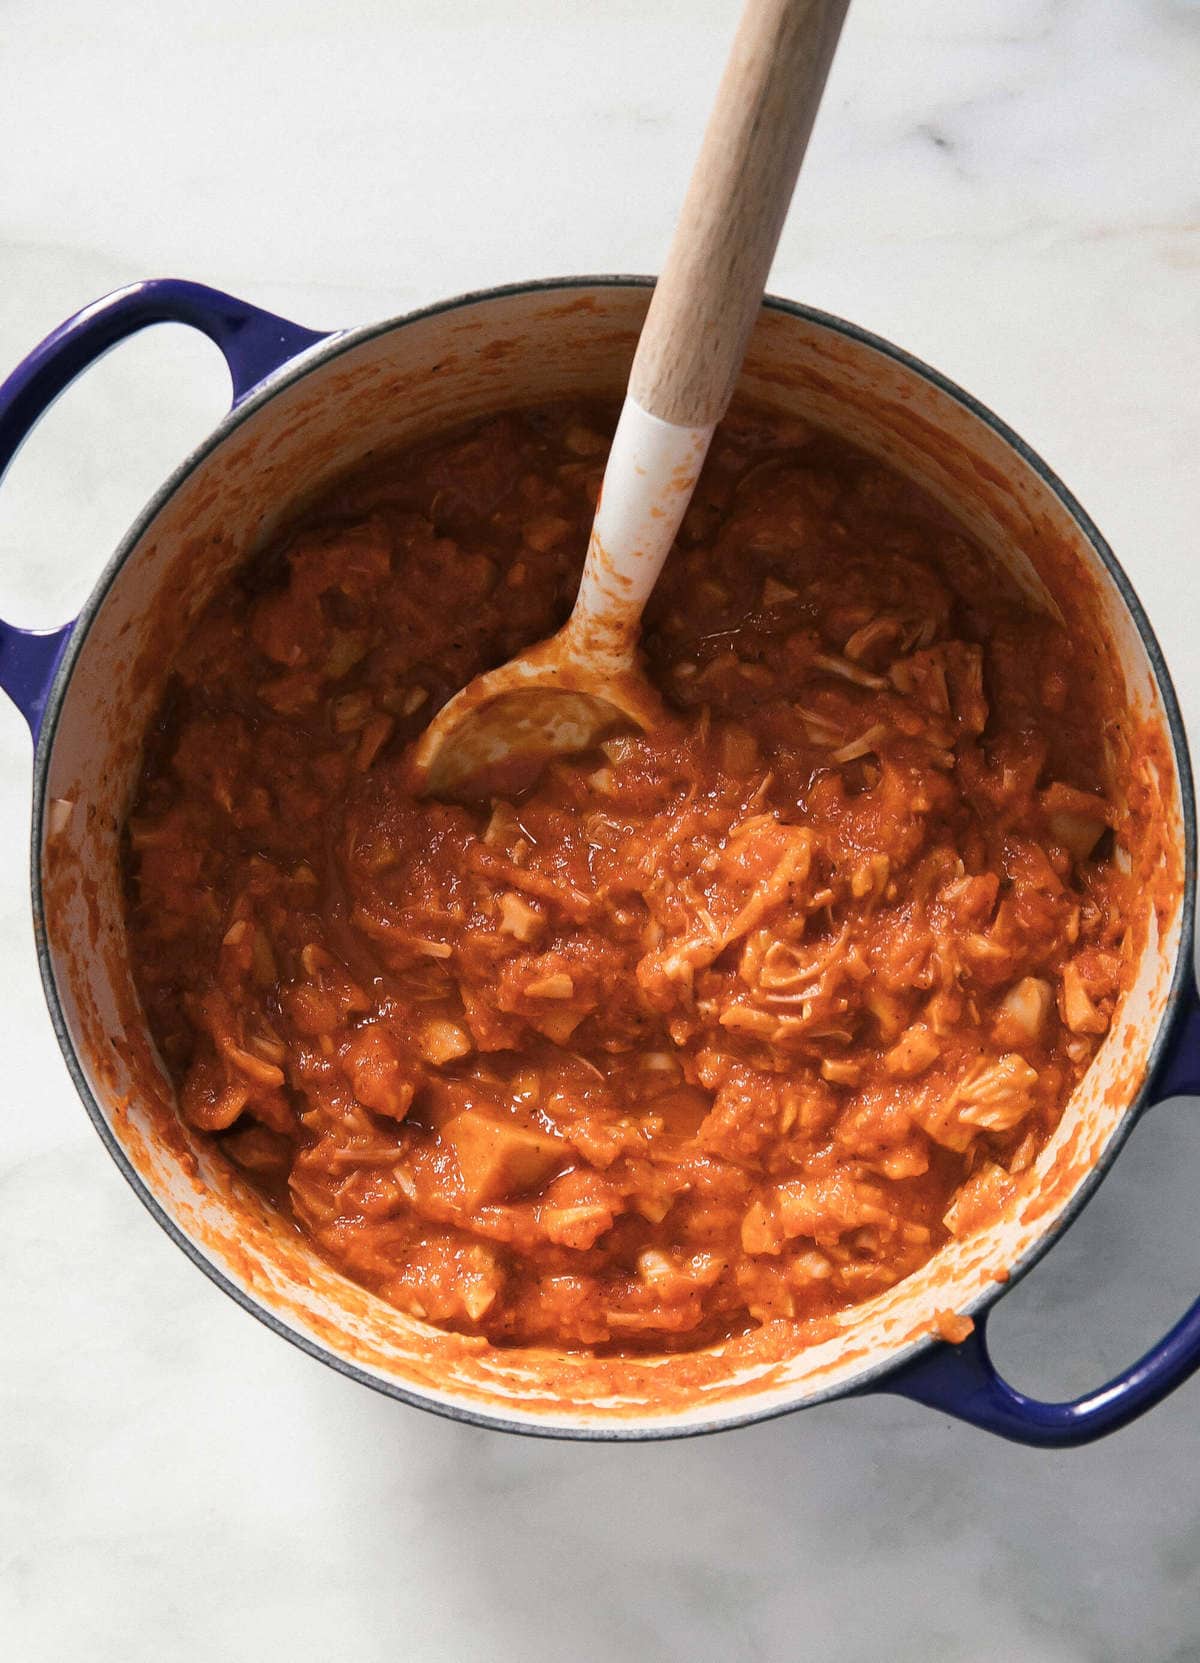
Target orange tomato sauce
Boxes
[124,402,1133,1352]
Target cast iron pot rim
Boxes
[28,274,1198,1442]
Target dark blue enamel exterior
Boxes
[0,279,327,732]
[2,276,1197,1446]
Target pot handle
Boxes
[881,987,1200,1446]
[0,278,329,734]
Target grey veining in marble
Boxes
[1,2,1199,1659]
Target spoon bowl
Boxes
[411,645,664,801]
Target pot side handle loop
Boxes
[0,278,329,735]
[881,986,1200,1446]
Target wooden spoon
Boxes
[413,0,849,800]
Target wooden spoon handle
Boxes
[629,0,849,430]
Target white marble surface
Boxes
[2,1,1199,1657]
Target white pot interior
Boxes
[37,283,1189,1434]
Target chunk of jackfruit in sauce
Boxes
[443,1112,566,1205]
